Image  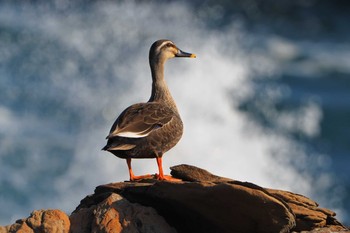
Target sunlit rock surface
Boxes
[0,209,70,233]
[1,165,348,233]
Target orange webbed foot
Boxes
[129,174,154,181]
[155,174,182,182]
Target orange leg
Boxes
[155,157,181,182]
[126,158,152,181]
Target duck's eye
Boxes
[166,43,173,48]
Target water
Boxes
[0,1,349,226]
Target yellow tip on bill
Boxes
[190,54,197,58]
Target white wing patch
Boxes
[108,125,156,138]
[108,144,136,151]
[115,130,152,138]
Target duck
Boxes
[102,39,196,181]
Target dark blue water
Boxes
[0,1,349,226]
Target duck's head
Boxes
[149,39,196,63]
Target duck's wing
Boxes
[106,103,175,139]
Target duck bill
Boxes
[176,49,196,58]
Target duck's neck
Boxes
[149,58,178,112]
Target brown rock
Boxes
[126,182,295,233]
[170,164,348,232]
[41,209,70,233]
[0,226,10,233]
[94,193,176,233]
[83,164,349,233]
[2,164,349,233]
[70,206,94,233]
[13,223,33,233]
[86,175,295,233]
[91,194,123,233]
[25,210,43,231]
[268,189,346,231]
[170,164,232,182]
[1,209,69,233]
[2,221,33,233]
[299,226,350,233]
[71,193,176,233]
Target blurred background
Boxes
[0,0,349,226]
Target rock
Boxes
[0,221,33,233]
[122,182,295,233]
[1,164,349,233]
[303,227,350,233]
[169,164,232,182]
[70,192,176,233]
[172,164,348,232]
[73,164,347,233]
[77,171,295,233]
[69,205,94,233]
[267,189,346,231]
[1,209,70,233]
